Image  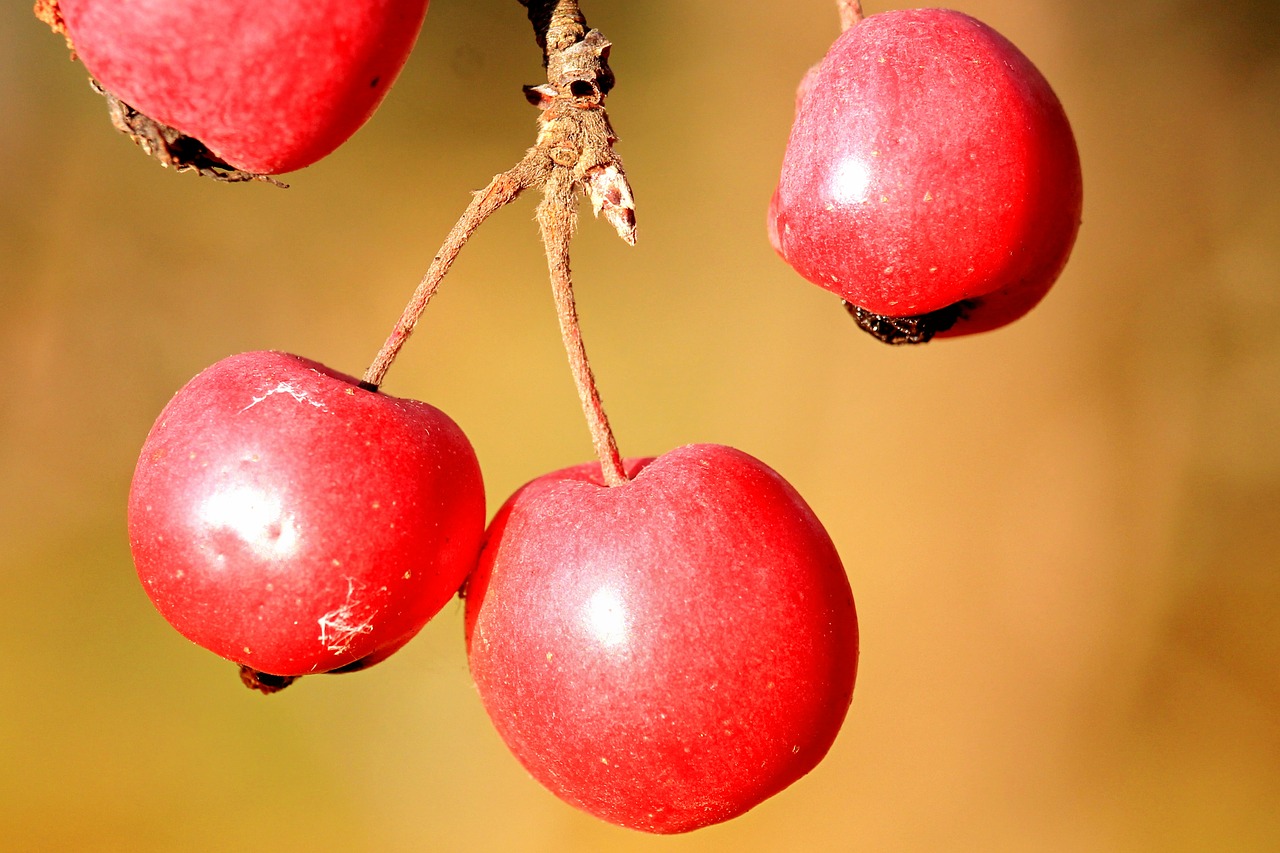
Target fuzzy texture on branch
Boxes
[838,0,865,31]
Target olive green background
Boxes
[3,0,1278,850]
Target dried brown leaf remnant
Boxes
[33,0,71,48]
[93,81,286,185]
[35,2,283,184]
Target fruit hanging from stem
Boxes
[769,8,1083,342]
[466,444,859,833]
[128,351,485,689]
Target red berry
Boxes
[769,9,1082,338]
[465,444,858,833]
[129,351,485,680]
[58,0,430,174]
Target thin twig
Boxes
[538,175,627,486]
[838,0,864,31]
[361,156,550,389]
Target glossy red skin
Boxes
[128,351,484,677]
[59,0,430,174]
[465,444,859,833]
[769,10,1082,335]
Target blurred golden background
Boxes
[3,0,1278,849]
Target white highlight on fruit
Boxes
[829,156,873,205]
[239,381,328,414]
[584,585,629,648]
[199,485,300,561]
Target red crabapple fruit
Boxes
[769,9,1083,342]
[465,444,859,833]
[128,351,484,688]
[54,0,430,175]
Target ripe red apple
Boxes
[129,350,484,683]
[769,9,1083,340]
[56,0,430,174]
[465,444,859,833]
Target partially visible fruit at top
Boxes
[43,0,430,176]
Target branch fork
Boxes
[363,0,634,485]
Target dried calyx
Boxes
[93,80,285,184]
[843,300,973,345]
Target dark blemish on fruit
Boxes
[370,76,381,88]
[843,299,973,345]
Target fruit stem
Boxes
[539,175,628,487]
[361,160,547,390]
[837,0,864,31]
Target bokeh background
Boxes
[3,0,1278,850]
